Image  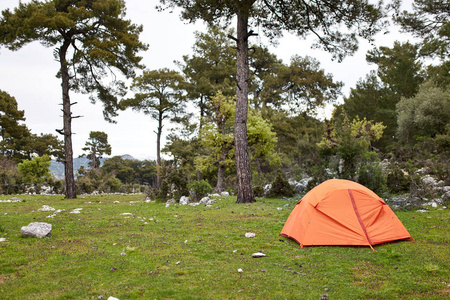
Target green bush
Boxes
[357,152,387,193]
[386,168,410,194]
[188,180,213,200]
[166,169,189,199]
[267,170,296,198]
[157,180,169,202]
[253,185,264,197]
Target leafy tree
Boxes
[394,0,450,59]
[336,72,398,150]
[397,80,450,143]
[269,110,325,175]
[24,133,64,160]
[318,115,386,179]
[0,90,30,160]
[158,0,386,203]
[0,155,21,194]
[280,55,343,114]
[18,155,52,191]
[0,0,147,199]
[367,41,424,98]
[195,91,236,192]
[163,117,200,182]
[121,68,185,189]
[196,91,279,192]
[178,26,236,129]
[249,50,342,115]
[81,131,111,169]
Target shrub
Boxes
[267,170,296,198]
[157,180,169,202]
[253,185,264,197]
[386,168,410,194]
[188,180,213,201]
[357,152,386,193]
[166,169,189,199]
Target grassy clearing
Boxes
[0,194,449,299]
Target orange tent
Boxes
[280,179,412,249]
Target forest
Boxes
[0,0,449,206]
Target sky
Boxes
[0,0,414,160]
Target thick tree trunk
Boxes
[156,113,163,189]
[234,11,255,203]
[59,41,76,199]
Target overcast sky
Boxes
[0,0,414,160]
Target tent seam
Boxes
[348,189,374,249]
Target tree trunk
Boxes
[214,145,228,193]
[156,112,163,189]
[59,40,76,199]
[234,10,255,203]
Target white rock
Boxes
[220,191,230,197]
[237,268,243,273]
[245,232,256,238]
[206,199,216,205]
[107,297,120,300]
[0,238,7,242]
[209,193,220,197]
[199,197,210,204]
[21,222,52,238]
[38,205,55,212]
[416,209,428,213]
[277,207,282,210]
[120,213,132,215]
[165,204,170,208]
[180,196,190,205]
[252,252,266,258]
[189,203,200,206]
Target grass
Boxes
[0,194,449,299]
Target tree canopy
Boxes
[0,0,147,198]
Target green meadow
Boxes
[0,194,449,299]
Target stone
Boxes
[263,184,272,195]
[237,268,243,273]
[107,297,120,300]
[179,196,189,205]
[252,252,266,258]
[209,193,220,197]
[0,238,7,242]
[245,232,256,238]
[38,205,55,212]
[199,197,210,204]
[206,199,216,205]
[220,191,230,197]
[422,175,437,186]
[21,222,52,238]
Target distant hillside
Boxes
[50,154,137,179]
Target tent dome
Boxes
[280,179,412,248]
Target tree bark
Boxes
[214,145,228,193]
[59,39,76,199]
[156,111,163,189]
[234,10,255,203]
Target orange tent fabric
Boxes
[280,179,412,248]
